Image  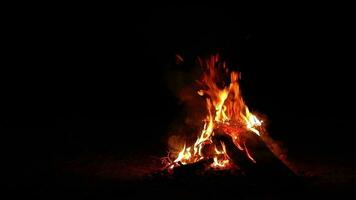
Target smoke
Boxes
[163,55,207,152]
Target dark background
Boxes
[3,5,355,197]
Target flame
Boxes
[168,55,263,170]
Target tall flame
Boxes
[168,55,263,170]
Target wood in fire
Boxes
[213,130,297,180]
[164,131,296,182]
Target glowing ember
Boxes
[165,54,263,171]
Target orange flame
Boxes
[168,55,263,170]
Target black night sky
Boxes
[3,5,356,198]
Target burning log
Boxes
[212,131,255,170]
[213,131,296,180]
[172,158,213,177]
